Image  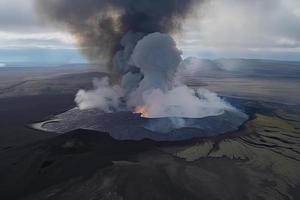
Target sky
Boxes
[0,0,299,63]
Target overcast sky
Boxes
[0,0,300,62]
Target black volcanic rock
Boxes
[0,129,153,200]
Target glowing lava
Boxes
[134,106,150,118]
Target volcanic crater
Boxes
[31,107,248,141]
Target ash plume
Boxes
[36,0,200,70]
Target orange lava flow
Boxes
[134,106,150,118]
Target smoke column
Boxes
[37,0,245,131]
[36,0,199,68]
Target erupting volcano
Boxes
[33,0,248,140]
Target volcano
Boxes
[33,0,249,141]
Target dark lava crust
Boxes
[32,109,248,141]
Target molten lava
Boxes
[134,106,150,118]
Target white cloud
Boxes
[0,0,77,49]
[0,31,77,49]
[176,0,300,60]
[0,0,42,32]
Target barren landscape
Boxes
[0,59,299,200]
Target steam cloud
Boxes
[37,0,243,130]
[75,77,124,112]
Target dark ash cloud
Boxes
[36,0,202,64]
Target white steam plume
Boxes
[136,86,236,118]
[75,77,123,112]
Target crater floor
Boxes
[31,108,248,141]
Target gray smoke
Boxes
[127,32,182,107]
[127,33,237,118]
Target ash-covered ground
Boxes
[0,60,300,200]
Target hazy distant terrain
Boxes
[182,58,300,104]
[1,59,299,103]
[0,64,109,99]
[182,58,300,79]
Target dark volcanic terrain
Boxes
[0,59,299,200]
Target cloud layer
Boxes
[0,0,300,60]
[178,0,300,60]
